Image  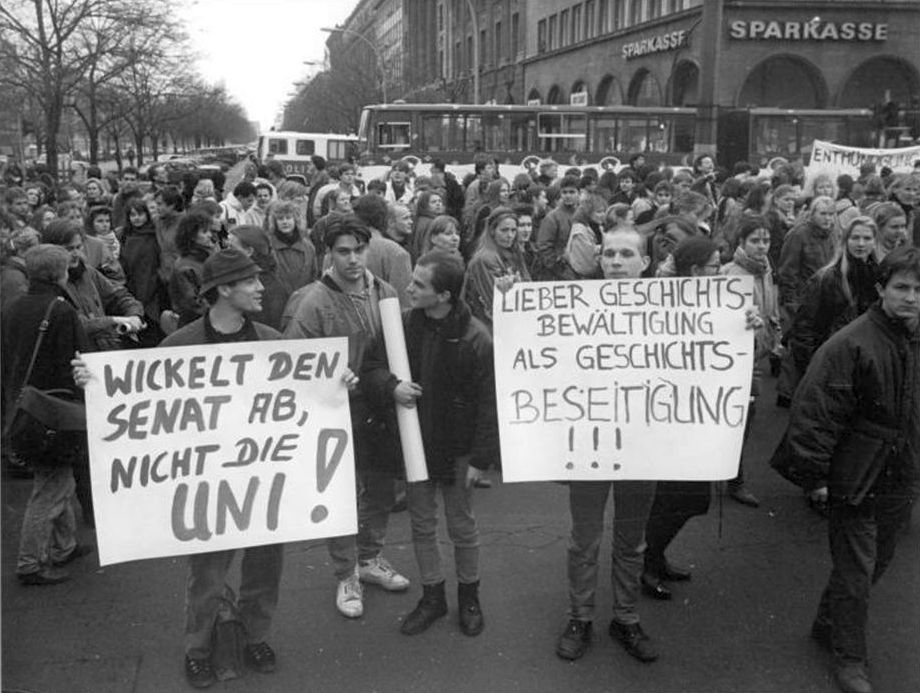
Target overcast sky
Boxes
[185,0,356,133]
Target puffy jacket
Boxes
[776,219,835,307]
[773,304,920,503]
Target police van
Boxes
[256,131,358,176]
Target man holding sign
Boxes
[554,227,661,664]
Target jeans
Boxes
[16,463,78,574]
[185,544,285,658]
[327,468,396,581]
[567,480,656,625]
[406,458,479,586]
[814,488,913,664]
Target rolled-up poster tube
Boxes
[378,297,428,482]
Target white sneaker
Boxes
[335,571,364,618]
[358,556,410,591]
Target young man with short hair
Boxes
[535,175,580,281]
[776,246,920,693]
[284,215,410,620]
[363,250,497,637]
[556,227,660,664]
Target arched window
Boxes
[527,88,542,104]
[839,57,920,109]
[627,69,661,106]
[671,60,699,106]
[546,85,565,105]
[596,75,624,106]
[737,55,827,108]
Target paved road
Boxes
[3,376,919,693]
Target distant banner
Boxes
[82,338,356,566]
[805,139,920,187]
[493,277,755,482]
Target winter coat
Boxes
[772,304,920,503]
[776,219,836,308]
[120,222,164,324]
[362,300,499,483]
[169,246,211,327]
[160,313,280,348]
[63,262,144,351]
[535,205,575,280]
[268,228,317,307]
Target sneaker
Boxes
[17,566,70,586]
[184,655,216,689]
[834,661,873,693]
[609,620,659,662]
[358,556,410,591]
[335,570,364,618]
[244,641,276,674]
[556,619,592,660]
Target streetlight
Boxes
[320,26,387,104]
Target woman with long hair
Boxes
[763,183,797,270]
[411,190,446,262]
[421,214,462,256]
[564,193,607,279]
[119,198,165,346]
[169,211,216,327]
[462,206,529,330]
[464,177,510,259]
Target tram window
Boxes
[801,118,845,150]
[592,116,620,153]
[295,140,315,155]
[754,116,797,156]
[377,122,411,151]
[646,119,669,152]
[510,112,536,152]
[483,112,511,151]
[621,119,652,153]
[422,115,448,151]
[537,113,588,153]
[847,119,875,148]
[268,138,288,155]
[466,115,484,151]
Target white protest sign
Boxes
[805,139,920,188]
[493,277,755,482]
[82,338,356,566]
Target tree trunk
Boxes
[135,133,145,167]
[44,100,62,182]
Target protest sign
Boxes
[804,139,920,188]
[493,277,755,482]
[82,338,356,566]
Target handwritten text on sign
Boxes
[493,277,755,482]
[82,338,356,565]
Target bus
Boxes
[357,103,885,178]
[356,102,697,179]
[256,131,358,176]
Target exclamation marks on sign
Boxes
[312,428,348,523]
[564,426,624,472]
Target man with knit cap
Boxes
[162,248,283,689]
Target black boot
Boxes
[400,581,447,635]
[458,580,484,636]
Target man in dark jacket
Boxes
[777,246,920,693]
[535,175,580,281]
[363,250,497,638]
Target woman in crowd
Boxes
[421,214,462,256]
[169,211,216,327]
[84,206,119,261]
[266,199,317,308]
[763,184,797,270]
[462,206,529,330]
[465,177,511,258]
[3,244,90,585]
[564,194,606,280]
[29,205,56,234]
[870,201,909,262]
[84,177,110,208]
[119,198,164,346]
[887,172,919,246]
[411,190,446,260]
[720,216,781,508]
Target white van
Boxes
[256,131,358,176]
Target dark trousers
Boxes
[644,480,711,573]
[815,488,913,663]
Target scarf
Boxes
[273,228,300,247]
[731,245,769,277]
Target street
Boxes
[3,376,919,693]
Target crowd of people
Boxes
[2,150,919,693]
